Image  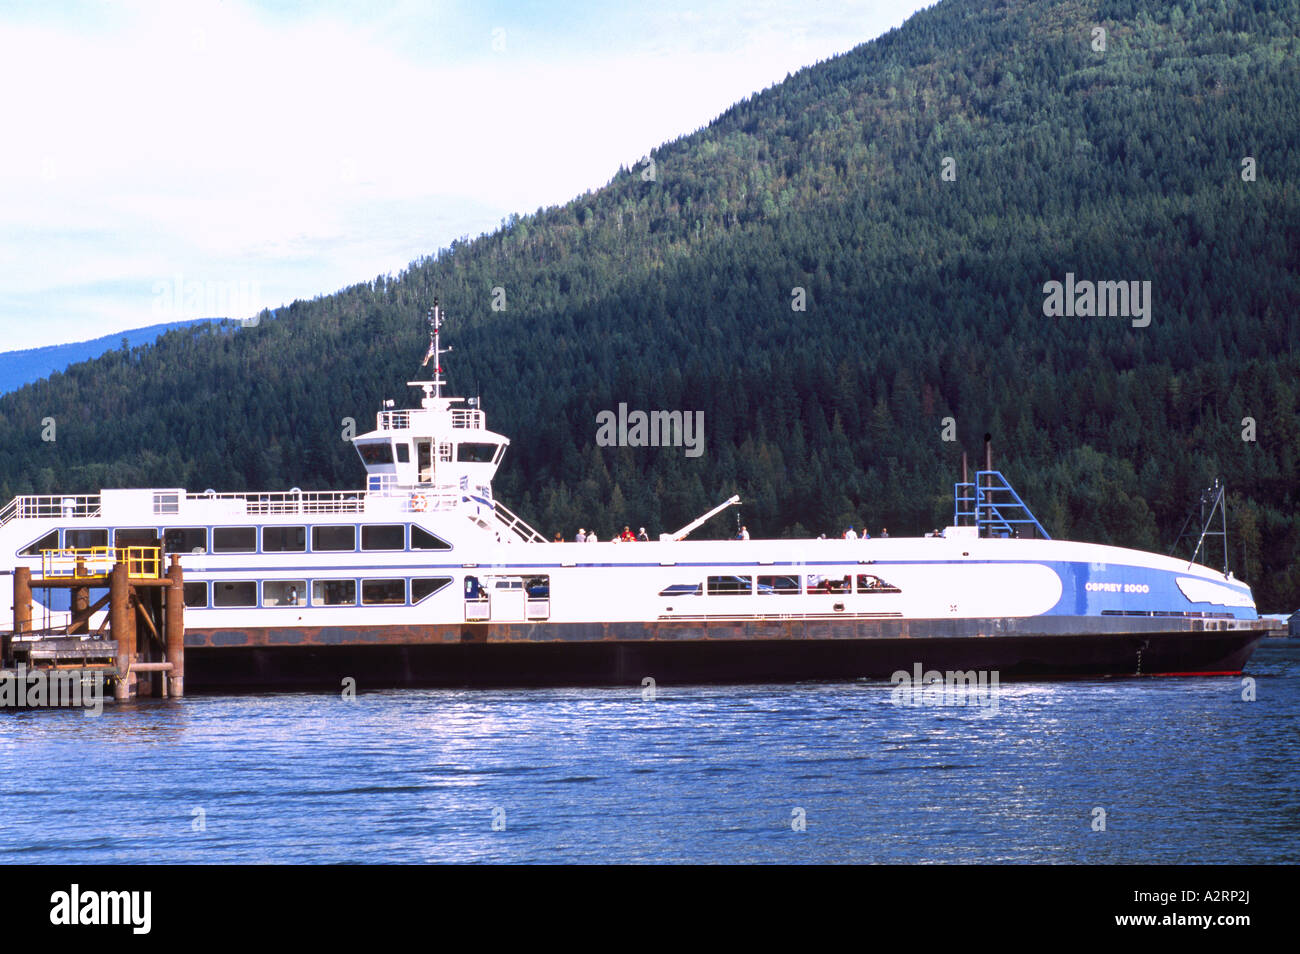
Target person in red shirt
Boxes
[620,526,637,542]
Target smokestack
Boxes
[983,433,992,472]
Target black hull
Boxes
[185,627,1266,691]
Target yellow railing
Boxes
[40,547,163,580]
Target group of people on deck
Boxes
[842,526,888,539]
[556,526,651,543]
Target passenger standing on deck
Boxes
[881,528,889,538]
[738,526,750,541]
[638,527,649,542]
[553,532,563,542]
[586,530,598,542]
[844,526,858,540]
[620,526,636,542]
[862,527,871,539]
[576,528,586,543]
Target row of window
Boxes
[20,524,451,557]
[184,576,453,609]
[357,440,501,466]
[659,574,902,597]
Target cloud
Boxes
[0,0,926,349]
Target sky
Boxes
[0,0,932,351]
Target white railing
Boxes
[0,495,103,526]
[378,409,412,430]
[377,408,484,430]
[492,500,546,542]
[451,409,484,429]
[198,490,366,514]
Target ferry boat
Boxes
[0,305,1267,689]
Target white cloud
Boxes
[0,0,928,349]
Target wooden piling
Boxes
[166,555,185,698]
[110,562,130,701]
[13,566,32,634]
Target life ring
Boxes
[410,493,428,512]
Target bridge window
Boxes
[164,527,207,553]
[411,577,453,603]
[410,525,451,551]
[707,575,752,596]
[65,529,109,549]
[152,492,179,515]
[356,442,394,465]
[263,580,305,606]
[312,525,356,552]
[396,443,410,463]
[362,579,406,604]
[182,582,207,608]
[213,526,256,553]
[213,581,257,607]
[658,583,701,597]
[19,530,58,556]
[757,575,800,595]
[312,579,356,606]
[362,524,405,551]
[263,526,306,552]
[457,442,498,464]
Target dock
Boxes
[2,547,185,702]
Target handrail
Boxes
[953,471,1050,539]
[40,546,163,579]
[0,494,103,525]
[491,500,546,542]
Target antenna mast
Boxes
[421,299,452,398]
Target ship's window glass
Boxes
[410,526,451,551]
[213,581,257,607]
[856,574,899,593]
[362,578,406,605]
[263,526,306,552]
[524,576,550,599]
[457,442,498,463]
[263,580,305,606]
[312,525,356,552]
[65,529,108,549]
[707,575,752,596]
[361,524,404,551]
[19,530,59,556]
[658,583,701,597]
[312,579,356,606]
[152,492,179,515]
[758,575,800,595]
[356,442,394,465]
[164,527,207,554]
[807,574,850,594]
[213,526,256,553]
[411,577,453,603]
[395,443,410,463]
[182,582,207,608]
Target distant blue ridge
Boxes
[0,318,220,394]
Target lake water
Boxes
[2,641,1296,864]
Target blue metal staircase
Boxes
[954,471,1051,539]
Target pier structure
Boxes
[3,547,185,701]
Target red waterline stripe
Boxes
[1147,670,1242,677]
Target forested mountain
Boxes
[0,320,214,395]
[0,0,1297,609]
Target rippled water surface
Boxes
[2,642,1296,864]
